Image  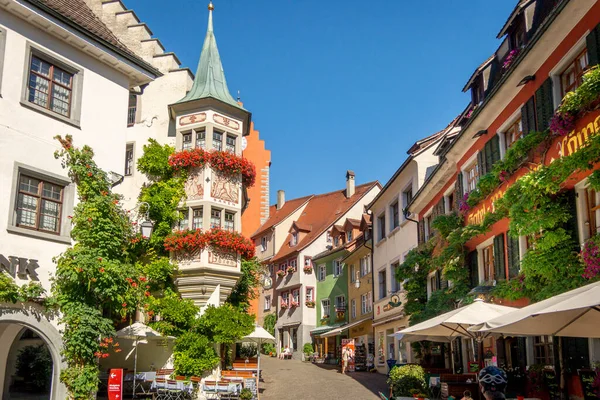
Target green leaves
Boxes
[227,258,263,311]
[137,139,177,180]
[173,332,220,377]
[197,304,255,344]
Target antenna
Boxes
[237,90,241,102]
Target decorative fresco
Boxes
[179,112,207,127]
[211,173,239,204]
[213,113,240,131]
[208,250,237,267]
[175,248,202,267]
[184,168,204,200]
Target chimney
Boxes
[346,170,355,198]
[277,190,286,210]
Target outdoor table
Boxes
[216,382,242,399]
[124,371,157,395]
[151,379,194,399]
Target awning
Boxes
[320,317,372,338]
[372,314,406,327]
[310,325,337,336]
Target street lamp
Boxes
[129,202,154,239]
[354,271,360,289]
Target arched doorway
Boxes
[0,303,66,400]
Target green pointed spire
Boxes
[175,2,242,108]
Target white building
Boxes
[369,121,459,374]
[0,0,159,398]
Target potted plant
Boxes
[303,343,314,362]
[303,265,313,273]
[276,270,286,278]
[305,300,315,308]
[388,365,428,399]
[280,302,289,310]
[286,266,296,274]
[240,388,253,400]
[290,301,299,308]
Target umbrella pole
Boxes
[133,336,138,399]
[257,340,261,400]
[450,339,455,374]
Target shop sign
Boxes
[341,338,356,372]
[467,110,600,226]
[0,254,39,280]
[108,369,123,400]
[382,294,402,312]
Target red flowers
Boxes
[168,148,256,187]
[122,302,127,308]
[164,227,255,259]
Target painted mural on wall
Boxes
[211,173,239,204]
[175,248,202,267]
[208,250,237,267]
[184,168,204,200]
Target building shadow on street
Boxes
[312,362,389,397]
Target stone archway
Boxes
[0,302,66,400]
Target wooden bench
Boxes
[232,362,258,370]
[221,370,254,381]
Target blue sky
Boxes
[125,0,515,200]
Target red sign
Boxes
[342,338,356,372]
[108,369,123,400]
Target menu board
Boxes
[243,378,257,400]
[578,369,598,400]
[342,338,356,372]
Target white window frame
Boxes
[264,295,271,311]
[443,184,456,214]
[390,260,401,293]
[291,231,298,246]
[575,179,600,244]
[335,295,346,311]
[361,293,368,315]
[497,109,523,159]
[261,236,267,252]
[318,264,326,281]
[351,299,356,319]
[333,259,343,277]
[476,236,496,286]
[549,34,588,110]
[305,287,314,302]
[124,143,135,176]
[321,298,330,317]
[461,152,480,195]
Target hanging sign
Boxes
[108,369,123,400]
[342,338,356,372]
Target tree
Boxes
[227,258,263,311]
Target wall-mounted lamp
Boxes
[517,75,536,87]
[129,201,154,239]
[472,129,488,139]
[354,272,361,289]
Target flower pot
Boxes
[517,396,525,400]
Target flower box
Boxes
[280,303,289,310]
[276,270,286,278]
[303,266,313,273]
[286,266,296,274]
[290,301,300,308]
[305,301,315,308]
[164,227,254,259]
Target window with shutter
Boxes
[454,173,464,211]
[468,251,479,287]
[535,78,555,131]
[521,96,537,136]
[507,233,520,279]
[587,22,600,67]
[418,220,425,245]
[494,234,506,280]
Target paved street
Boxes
[259,356,389,400]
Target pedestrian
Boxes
[478,366,508,400]
[341,346,350,374]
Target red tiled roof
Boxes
[272,181,380,263]
[292,221,312,232]
[251,195,313,238]
[25,0,158,75]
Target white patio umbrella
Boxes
[115,322,174,398]
[239,325,275,399]
[470,280,600,337]
[388,332,451,343]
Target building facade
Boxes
[408,0,600,382]
[0,0,159,398]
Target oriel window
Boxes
[226,135,236,153]
[192,208,203,230]
[182,133,192,151]
[224,211,235,231]
[196,129,206,149]
[211,208,222,229]
[213,131,223,151]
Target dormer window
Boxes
[291,231,298,246]
[346,230,353,242]
[472,80,485,106]
[326,231,332,243]
[333,236,340,247]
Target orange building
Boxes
[242,121,271,317]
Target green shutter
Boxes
[507,231,520,279]
[455,172,464,209]
[490,135,501,165]
[436,270,442,290]
[586,23,600,67]
[494,234,506,280]
[521,96,537,136]
[535,78,554,131]
[418,220,425,245]
[484,141,494,175]
[477,150,486,175]
[468,250,479,287]
[562,190,580,250]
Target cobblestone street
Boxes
[259,356,389,400]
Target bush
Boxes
[387,364,428,397]
[239,343,257,359]
[303,343,314,355]
[240,388,253,400]
[262,343,275,355]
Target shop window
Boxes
[182,132,192,150]
[390,200,400,230]
[561,49,589,96]
[264,295,271,311]
[321,299,330,317]
[333,259,343,277]
[213,130,223,151]
[210,208,221,228]
[482,243,495,282]
[196,129,206,149]
[192,207,203,230]
[378,270,387,300]
[504,118,523,151]
[534,335,554,365]
[377,213,386,242]
[124,143,134,176]
[318,264,326,281]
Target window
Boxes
[504,118,523,150]
[226,135,236,153]
[378,270,387,300]
[264,295,271,311]
[465,161,480,193]
[281,292,289,307]
[124,143,134,176]
[304,256,312,267]
[367,291,373,312]
[318,264,326,281]
[224,211,235,231]
[360,256,370,277]
[446,193,455,214]
[16,174,64,234]
[350,264,355,283]
[292,289,300,304]
[390,201,400,230]
[196,129,206,149]
[279,263,287,272]
[261,236,267,252]
[177,210,189,230]
[291,231,298,246]
[390,262,401,293]
[346,230,353,242]
[326,231,332,243]
[305,287,314,302]
[424,215,433,241]
[585,187,599,239]
[351,299,356,319]
[534,336,554,365]
[429,273,439,295]
[210,208,221,228]
[127,93,137,126]
[182,133,192,150]
[377,213,386,242]
[268,264,274,276]
[561,49,589,96]
[361,293,368,315]
[321,299,330,317]
[213,130,223,151]
[482,243,495,282]
[333,259,343,277]
[472,81,485,106]
[333,236,340,247]
[192,208,203,230]
[289,259,297,269]
[335,295,346,312]
[403,186,413,209]
[28,55,73,117]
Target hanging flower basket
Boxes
[276,270,286,278]
[303,266,313,273]
[286,266,296,274]
[549,112,575,136]
[164,227,255,259]
[280,303,289,310]
[290,301,300,308]
[305,300,315,308]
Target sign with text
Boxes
[0,254,39,280]
[108,369,123,400]
[466,110,600,225]
[342,338,356,372]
